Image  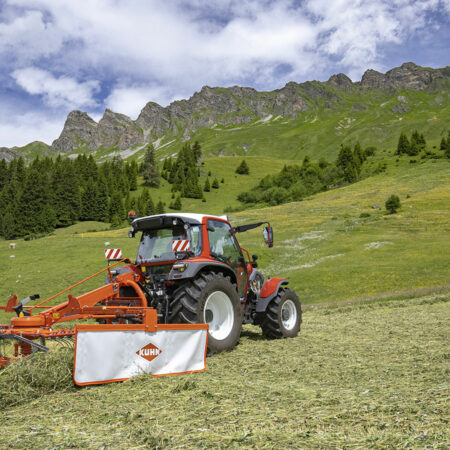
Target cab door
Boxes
[207,219,248,297]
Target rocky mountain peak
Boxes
[52,110,97,152]
[360,69,386,89]
[327,73,354,91]
[361,62,448,91]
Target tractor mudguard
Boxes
[169,261,237,285]
[256,278,288,312]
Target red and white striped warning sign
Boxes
[172,240,190,252]
[104,248,123,259]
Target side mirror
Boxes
[263,226,273,248]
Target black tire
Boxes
[259,288,302,339]
[171,272,242,354]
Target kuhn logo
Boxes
[137,343,162,362]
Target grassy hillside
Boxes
[0,293,448,448]
[1,157,448,325]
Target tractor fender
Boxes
[169,261,237,285]
[256,278,288,312]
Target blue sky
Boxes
[0,0,449,147]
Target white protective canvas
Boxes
[73,327,208,385]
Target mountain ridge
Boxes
[3,62,449,159]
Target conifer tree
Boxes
[409,130,422,156]
[96,175,109,222]
[353,142,365,168]
[14,156,26,183]
[336,144,358,183]
[142,144,160,187]
[17,169,53,235]
[109,190,124,222]
[145,193,155,216]
[0,159,7,191]
[138,189,155,216]
[53,160,81,227]
[396,132,410,155]
[1,209,16,240]
[80,177,99,221]
[212,178,219,189]
[184,167,202,199]
[156,200,165,214]
[40,204,57,232]
[169,195,182,210]
[119,173,130,195]
[236,159,250,174]
[130,160,139,190]
[192,141,202,162]
[204,177,211,192]
[173,195,182,210]
[110,214,123,229]
[446,131,450,159]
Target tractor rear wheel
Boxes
[259,289,302,339]
[171,272,242,354]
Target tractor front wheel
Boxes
[171,272,242,354]
[259,289,302,339]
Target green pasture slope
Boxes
[1,157,449,321]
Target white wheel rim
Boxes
[281,299,297,330]
[204,291,234,340]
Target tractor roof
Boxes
[131,213,229,231]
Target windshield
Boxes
[137,225,202,263]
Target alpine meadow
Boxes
[0,60,449,448]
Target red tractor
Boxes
[124,213,302,354]
[0,213,302,380]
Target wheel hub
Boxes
[204,291,234,340]
[281,299,297,330]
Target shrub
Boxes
[385,194,401,214]
[235,159,250,175]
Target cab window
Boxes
[207,220,241,262]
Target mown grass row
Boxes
[0,293,448,448]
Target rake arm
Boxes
[0,334,48,352]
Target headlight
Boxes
[173,263,188,272]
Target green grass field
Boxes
[0,293,448,448]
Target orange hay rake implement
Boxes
[0,258,208,384]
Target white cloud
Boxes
[0,0,449,146]
[0,110,64,147]
[0,9,64,63]
[5,0,446,90]
[12,67,99,108]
